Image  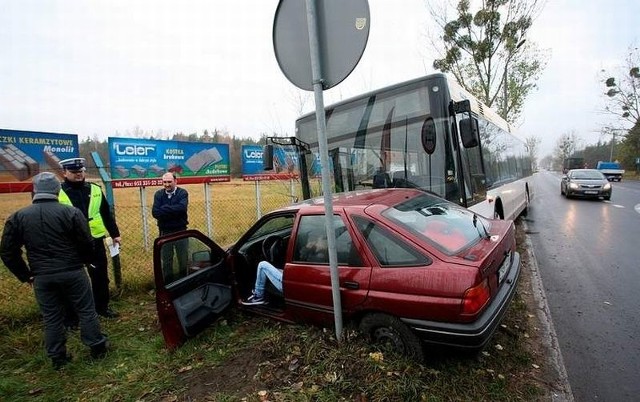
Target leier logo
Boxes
[113,143,156,156]
[244,149,263,159]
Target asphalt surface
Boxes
[526,171,640,401]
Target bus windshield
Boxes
[296,75,461,202]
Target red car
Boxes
[153,188,521,361]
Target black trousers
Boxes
[160,228,188,283]
[88,238,111,313]
[64,237,111,324]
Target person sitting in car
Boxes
[242,230,327,305]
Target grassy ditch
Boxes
[0,219,558,401]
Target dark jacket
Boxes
[61,179,120,239]
[0,199,95,282]
[152,187,189,233]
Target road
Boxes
[527,171,640,402]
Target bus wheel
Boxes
[359,313,424,362]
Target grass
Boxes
[0,181,555,401]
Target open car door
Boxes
[153,229,232,350]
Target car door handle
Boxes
[342,281,359,290]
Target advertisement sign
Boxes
[108,137,230,188]
[241,144,299,181]
[0,129,79,193]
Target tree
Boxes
[603,46,640,127]
[429,0,548,124]
[524,135,540,170]
[553,130,580,168]
[617,120,640,170]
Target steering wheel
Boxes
[261,235,283,263]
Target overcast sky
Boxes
[1,1,639,158]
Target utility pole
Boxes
[503,39,526,119]
[607,128,626,161]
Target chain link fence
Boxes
[0,172,304,295]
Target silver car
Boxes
[560,169,612,200]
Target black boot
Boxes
[90,340,110,359]
[52,354,72,370]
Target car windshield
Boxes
[382,193,488,254]
[571,170,605,180]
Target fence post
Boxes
[255,180,262,219]
[205,182,213,238]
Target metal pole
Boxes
[205,183,213,238]
[609,132,615,161]
[255,180,262,219]
[305,0,343,341]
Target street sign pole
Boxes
[304,0,343,341]
[273,0,369,343]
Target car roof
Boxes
[568,169,601,173]
[275,188,431,213]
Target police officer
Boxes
[59,158,121,318]
[0,172,109,369]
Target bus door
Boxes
[457,115,487,206]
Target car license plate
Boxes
[584,190,598,194]
[498,254,510,283]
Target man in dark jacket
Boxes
[152,172,189,282]
[58,158,121,318]
[0,172,109,370]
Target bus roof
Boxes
[296,73,516,138]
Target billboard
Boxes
[241,144,299,181]
[0,129,79,193]
[108,137,230,188]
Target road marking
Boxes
[635,204,640,214]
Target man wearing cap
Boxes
[58,157,121,318]
[0,172,110,370]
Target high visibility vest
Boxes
[59,184,107,238]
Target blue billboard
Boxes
[108,137,230,187]
[241,144,299,181]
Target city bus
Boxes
[265,73,533,220]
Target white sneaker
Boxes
[241,293,266,305]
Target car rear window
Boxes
[382,193,486,254]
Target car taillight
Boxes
[461,279,490,315]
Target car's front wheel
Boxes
[359,313,424,362]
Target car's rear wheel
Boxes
[359,313,424,362]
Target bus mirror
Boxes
[263,144,274,171]
[421,117,436,155]
[459,117,479,148]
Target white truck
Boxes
[596,161,625,181]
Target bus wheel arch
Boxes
[493,199,504,219]
[522,184,531,216]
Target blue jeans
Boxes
[254,261,283,297]
[33,270,107,359]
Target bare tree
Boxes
[524,135,541,169]
[553,130,580,167]
[603,45,640,127]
